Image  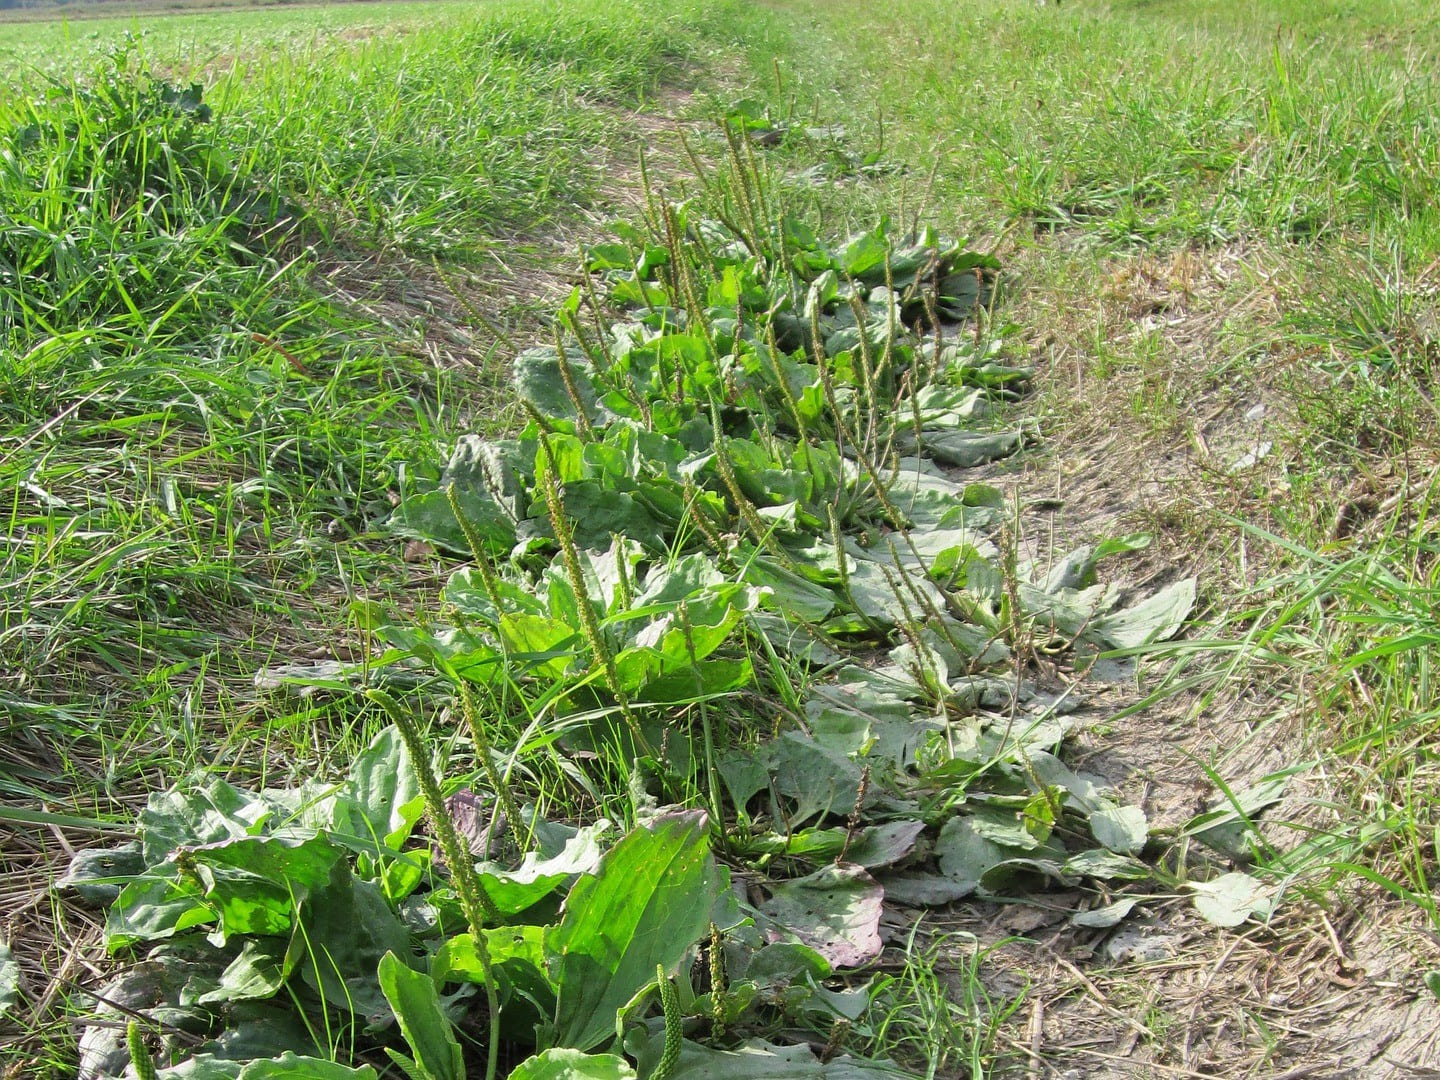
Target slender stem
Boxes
[367,690,502,1080]
[529,413,653,755]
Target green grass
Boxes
[700,0,1440,248]
[7,0,1440,1074]
[1,2,489,72]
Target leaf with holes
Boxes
[758,865,883,968]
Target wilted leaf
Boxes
[1070,897,1139,928]
[1089,578,1195,649]
[0,938,18,1020]
[1183,766,1302,861]
[896,427,1025,468]
[1062,849,1151,881]
[632,1037,908,1079]
[758,865,883,968]
[445,788,503,858]
[1188,872,1276,928]
[742,942,832,989]
[1089,804,1148,856]
[841,820,926,869]
[56,843,145,907]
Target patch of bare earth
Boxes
[888,238,1440,1077]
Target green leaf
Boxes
[742,942,832,988]
[190,832,348,939]
[509,1049,637,1080]
[435,925,555,1018]
[754,820,922,870]
[238,1057,380,1079]
[639,657,754,703]
[336,727,426,852]
[55,842,145,907]
[393,487,516,558]
[106,869,214,950]
[158,1054,379,1079]
[378,952,465,1080]
[586,243,637,272]
[838,227,891,283]
[475,821,610,915]
[516,347,601,425]
[1425,971,1440,1002]
[499,612,579,679]
[764,733,876,827]
[841,556,947,628]
[139,780,271,864]
[547,482,669,552]
[548,810,720,1052]
[745,558,836,621]
[295,864,411,1028]
[157,1056,245,1079]
[199,936,288,1004]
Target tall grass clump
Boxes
[1166,515,1440,932]
[0,39,289,338]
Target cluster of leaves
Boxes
[80,168,1204,1077]
[376,196,1201,1059]
[66,729,902,1079]
[722,99,901,183]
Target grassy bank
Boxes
[5,0,1440,1076]
[1,3,738,1071]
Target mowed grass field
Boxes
[4,0,1440,1076]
